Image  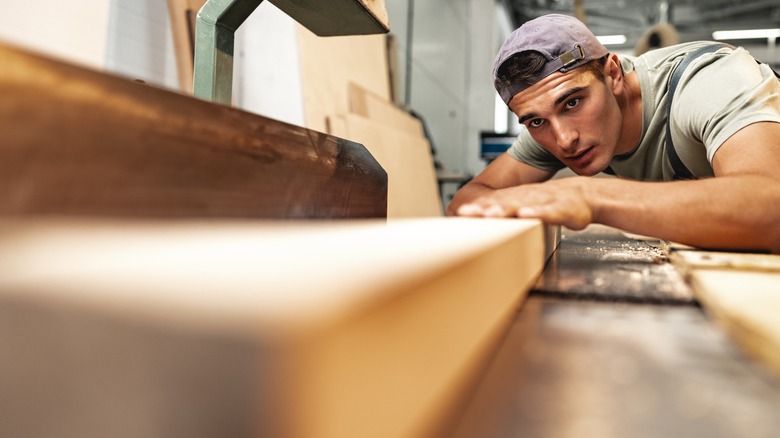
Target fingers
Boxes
[457,200,591,230]
[517,206,540,217]
[458,199,546,219]
[452,183,594,229]
[516,200,592,230]
[457,203,514,217]
[455,203,483,216]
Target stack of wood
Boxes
[337,82,442,218]
[294,29,443,218]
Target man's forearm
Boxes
[586,175,780,252]
[454,175,780,252]
[446,182,492,216]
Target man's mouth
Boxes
[566,147,593,163]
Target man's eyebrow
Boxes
[554,86,586,107]
[516,86,587,124]
[517,113,537,124]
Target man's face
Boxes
[508,66,621,176]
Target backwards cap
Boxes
[493,14,608,105]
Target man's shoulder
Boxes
[636,41,729,66]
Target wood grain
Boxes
[297,29,390,133]
[348,81,424,137]
[0,217,545,438]
[341,113,442,217]
[671,250,780,377]
[166,0,207,93]
[0,42,387,219]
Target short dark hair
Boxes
[496,50,610,90]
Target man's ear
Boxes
[604,53,623,93]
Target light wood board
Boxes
[342,113,442,217]
[671,250,780,377]
[296,28,390,133]
[166,0,206,93]
[0,217,545,438]
[348,81,424,137]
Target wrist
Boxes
[579,176,607,224]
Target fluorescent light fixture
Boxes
[712,28,780,40]
[596,35,627,45]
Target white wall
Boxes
[104,0,178,89]
[464,0,508,177]
[385,0,507,202]
[0,0,178,89]
[0,0,307,126]
[0,1,111,69]
[234,3,306,127]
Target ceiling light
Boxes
[712,28,780,40]
[596,35,627,45]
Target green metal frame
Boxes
[192,0,389,105]
[193,0,264,104]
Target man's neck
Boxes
[615,70,643,156]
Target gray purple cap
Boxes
[493,14,609,105]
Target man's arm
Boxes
[445,153,554,216]
[455,122,780,252]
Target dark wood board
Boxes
[0,43,387,219]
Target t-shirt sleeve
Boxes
[507,127,565,171]
[672,47,780,163]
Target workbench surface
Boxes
[452,226,780,438]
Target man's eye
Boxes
[529,119,544,128]
[565,98,580,108]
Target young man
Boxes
[448,14,780,252]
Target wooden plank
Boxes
[688,270,780,375]
[343,113,442,217]
[166,0,207,93]
[348,81,424,137]
[672,250,780,272]
[386,33,402,106]
[0,217,546,438]
[0,42,386,219]
[671,250,780,378]
[296,29,390,133]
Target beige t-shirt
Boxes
[507,41,780,181]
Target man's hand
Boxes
[454,177,595,230]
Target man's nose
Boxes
[552,119,578,151]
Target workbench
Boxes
[452,226,780,438]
